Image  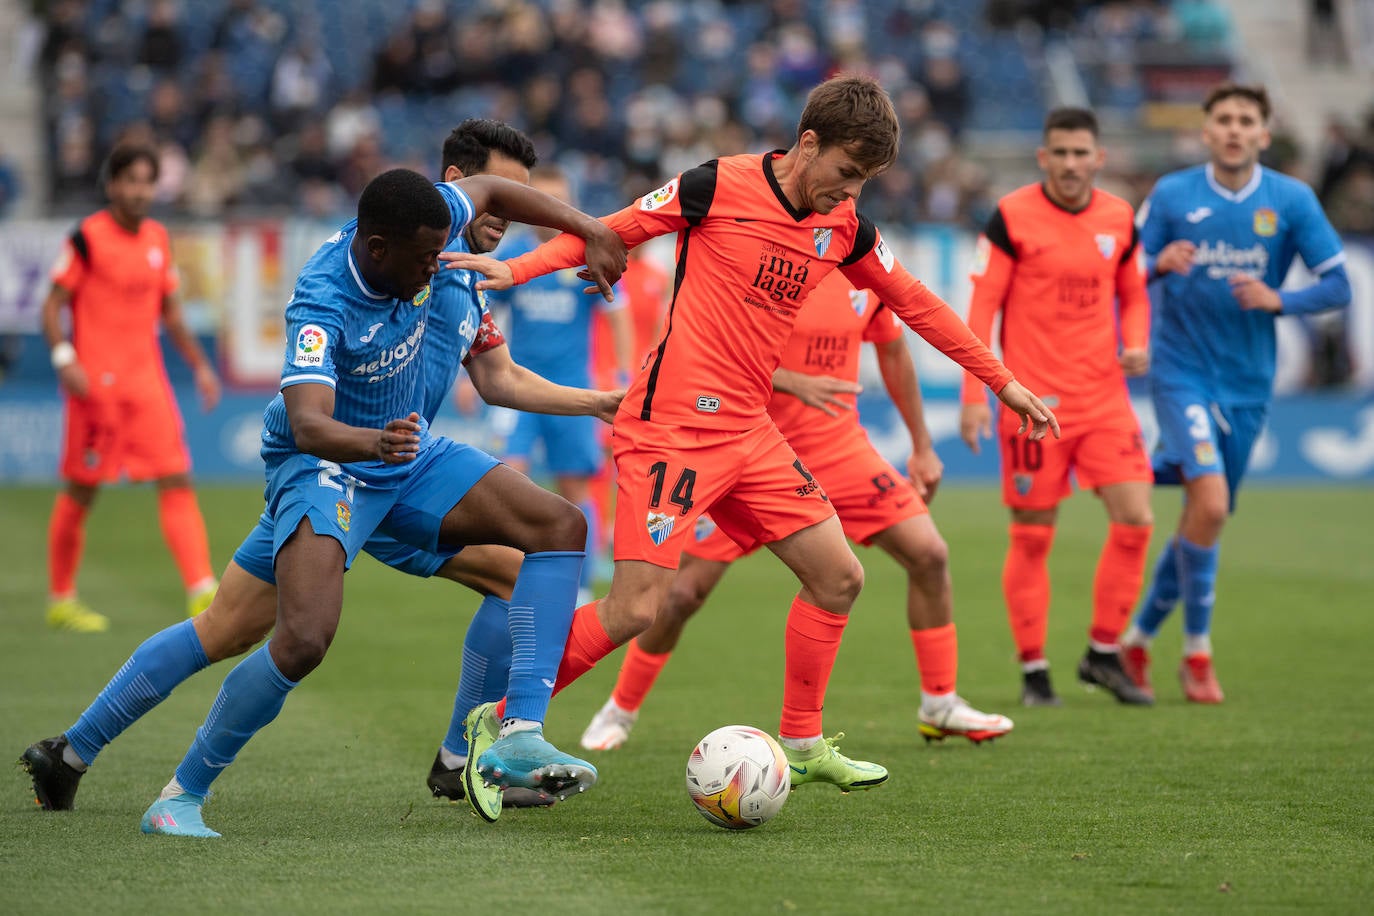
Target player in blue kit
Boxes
[119,167,625,838]
[1118,84,1351,703]
[489,165,633,601]
[19,123,620,821]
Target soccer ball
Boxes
[685,725,790,830]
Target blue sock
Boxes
[66,619,210,766]
[443,595,513,757]
[577,499,600,594]
[1133,537,1182,637]
[1177,536,1220,638]
[504,550,583,724]
[173,642,297,797]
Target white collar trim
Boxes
[1205,162,1263,203]
[347,248,389,300]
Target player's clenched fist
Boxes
[378,412,422,463]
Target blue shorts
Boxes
[501,410,603,476]
[1150,382,1268,511]
[233,438,498,583]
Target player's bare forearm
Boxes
[40,286,71,349]
[875,337,931,450]
[468,350,621,419]
[284,385,419,464]
[161,296,214,372]
[771,368,858,417]
[457,175,603,242]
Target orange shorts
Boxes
[60,378,191,485]
[684,430,927,562]
[998,408,1151,509]
[611,414,835,569]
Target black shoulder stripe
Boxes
[679,160,719,226]
[1120,223,1140,265]
[983,207,1015,259]
[840,212,877,267]
[69,228,90,264]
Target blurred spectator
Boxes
[325,90,381,161]
[147,80,196,151]
[183,114,243,216]
[1307,0,1350,65]
[337,133,385,199]
[270,38,334,129]
[136,0,185,74]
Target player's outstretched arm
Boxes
[465,344,624,423]
[454,175,628,300]
[995,379,1058,441]
[282,384,420,464]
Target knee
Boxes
[599,592,657,641]
[909,535,949,583]
[823,555,865,606]
[532,503,589,553]
[661,579,709,626]
[1191,494,1229,532]
[270,625,334,679]
[1116,508,1155,528]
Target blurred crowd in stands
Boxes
[7,0,1369,234]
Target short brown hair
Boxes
[102,142,160,183]
[1203,82,1271,121]
[797,74,900,172]
[1043,107,1099,138]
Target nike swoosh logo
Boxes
[789,765,808,775]
[202,758,231,769]
[541,678,555,689]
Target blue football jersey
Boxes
[421,230,497,422]
[488,230,622,387]
[261,181,475,468]
[1138,163,1346,404]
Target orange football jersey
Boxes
[508,152,1011,431]
[961,184,1148,426]
[50,210,180,387]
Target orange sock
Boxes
[48,492,88,598]
[157,487,214,590]
[911,622,958,696]
[611,639,671,713]
[1090,522,1153,647]
[1005,523,1055,664]
[780,596,848,740]
[494,601,617,720]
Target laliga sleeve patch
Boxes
[972,236,991,277]
[294,324,328,367]
[640,177,680,212]
[874,233,895,273]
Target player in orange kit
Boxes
[959,107,1154,706]
[579,269,1013,751]
[41,143,221,632]
[449,75,1056,819]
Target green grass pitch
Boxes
[2,484,1371,914]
